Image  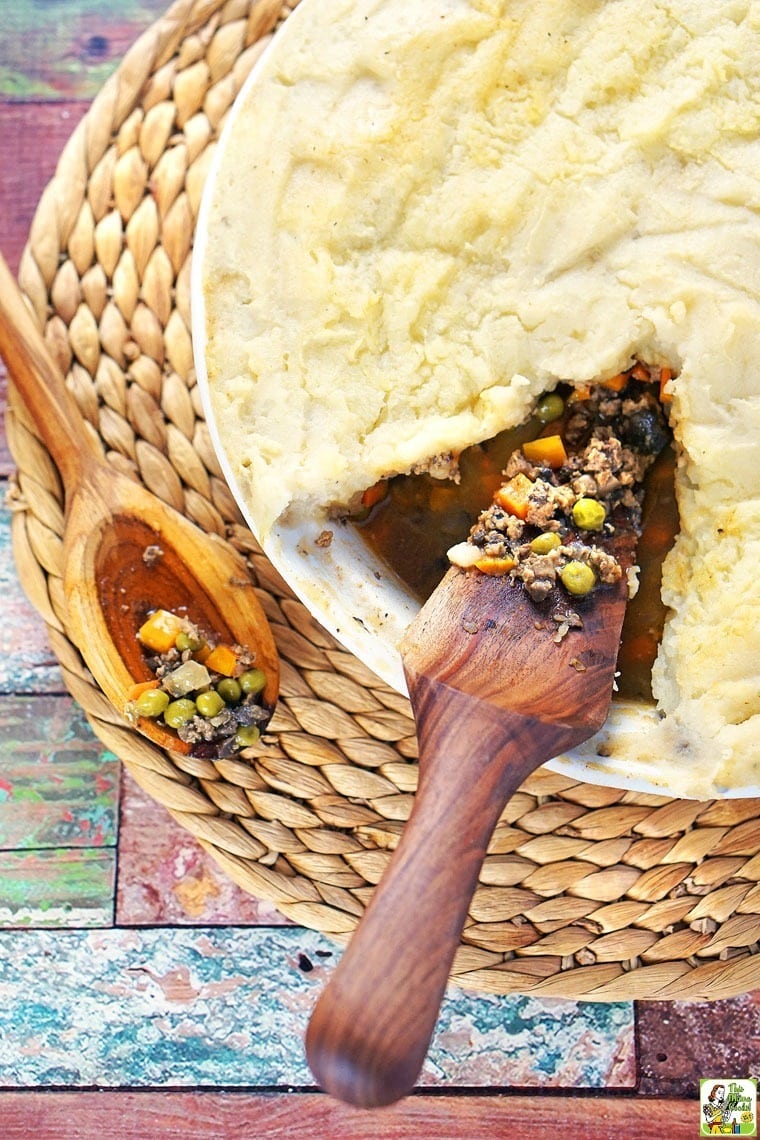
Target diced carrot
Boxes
[522,434,567,469]
[494,473,534,519]
[631,363,651,382]
[568,384,592,403]
[203,643,239,676]
[475,556,517,576]
[659,366,673,403]
[602,372,627,392]
[361,480,388,510]
[126,679,160,702]
[137,609,186,654]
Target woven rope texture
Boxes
[6,0,760,1001]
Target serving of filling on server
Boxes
[446,364,671,597]
[354,363,677,701]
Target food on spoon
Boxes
[200,0,760,787]
[126,609,272,757]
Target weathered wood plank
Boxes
[0,504,62,693]
[0,503,65,691]
[2,0,167,99]
[0,695,119,850]
[0,848,115,927]
[1,370,13,476]
[117,768,292,926]
[0,926,635,1089]
[0,1091,698,1140]
[0,690,118,926]
[637,991,760,1098]
[0,102,89,280]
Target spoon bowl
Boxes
[0,252,279,755]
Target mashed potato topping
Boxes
[201,0,760,787]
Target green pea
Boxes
[196,690,225,718]
[175,631,206,654]
[135,688,170,719]
[535,392,565,423]
[529,531,562,554]
[572,497,606,532]
[560,560,597,596]
[235,725,261,749]
[216,678,242,704]
[239,668,267,697]
[164,698,197,728]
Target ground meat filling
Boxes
[147,642,271,753]
[126,608,274,759]
[448,366,672,606]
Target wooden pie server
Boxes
[306,525,636,1107]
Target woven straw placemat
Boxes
[6,0,760,1001]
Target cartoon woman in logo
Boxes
[702,1084,739,1134]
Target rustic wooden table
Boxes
[0,3,757,1137]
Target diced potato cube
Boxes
[163,659,212,697]
[137,609,186,654]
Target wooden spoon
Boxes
[0,252,278,752]
[306,522,637,1107]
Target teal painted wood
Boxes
[0,692,119,926]
[0,504,65,694]
[0,695,119,851]
[0,847,115,927]
[1,0,168,100]
[0,927,635,1088]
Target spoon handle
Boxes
[305,678,573,1108]
[0,252,98,486]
